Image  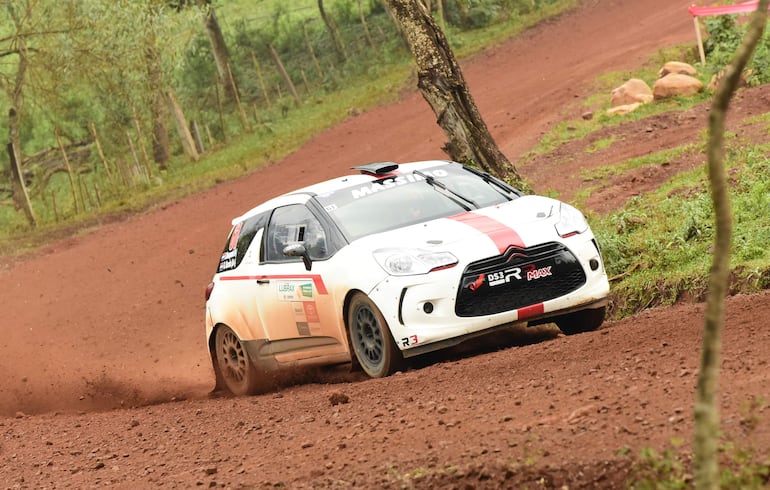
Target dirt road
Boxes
[3,1,768,488]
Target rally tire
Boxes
[347,293,404,378]
[214,325,262,396]
[556,306,606,335]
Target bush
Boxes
[704,14,770,84]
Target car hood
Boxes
[349,195,564,258]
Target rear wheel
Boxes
[214,325,261,396]
[347,293,404,378]
[556,306,606,335]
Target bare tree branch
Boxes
[694,1,769,488]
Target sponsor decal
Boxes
[470,264,554,290]
[218,249,238,272]
[296,322,311,336]
[526,266,552,281]
[277,281,315,301]
[292,302,320,334]
[351,169,448,199]
[229,221,243,251]
[303,302,320,323]
[487,267,522,287]
[300,283,313,298]
[401,335,419,347]
[468,273,485,291]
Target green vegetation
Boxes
[569,144,698,206]
[593,140,770,318]
[702,13,770,85]
[0,0,578,253]
[628,433,770,489]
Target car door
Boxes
[254,203,347,357]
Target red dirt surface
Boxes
[2,1,770,488]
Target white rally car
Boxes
[205,160,609,395]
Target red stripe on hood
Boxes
[449,212,524,253]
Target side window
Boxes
[265,205,329,262]
[217,212,267,272]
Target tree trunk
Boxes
[694,1,768,488]
[203,5,237,102]
[166,90,200,162]
[269,44,301,108]
[357,0,375,49]
[144,20,170,169]
[318,0,348,61]
[384,0,521,185]
[7,140,37,227]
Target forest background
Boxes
[0,0,578,243]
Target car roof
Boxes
[231,160,455,225]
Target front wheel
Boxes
[214,325,262,396]
[347,293,404,378]
[555,306,606,335]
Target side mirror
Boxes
[283,243,312,271]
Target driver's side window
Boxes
[264,204,328,262]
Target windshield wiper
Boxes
[463,166,519,201]
[413,170,477,211]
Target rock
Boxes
[581,111,594,120]
[610,78,653,107]
[658,61,697,78]
[329,392,350,406]
[606,102,641,116]
[653,74,703,99]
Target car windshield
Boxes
[315,163,520,241]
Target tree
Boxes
[694,1,768,488]
[202,4,238,102]
[144,1,170,168]
[384,0,522,186]
[170,0,238,102]
[318,0,348,61]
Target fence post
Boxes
[250,51,272,108]
[227,62,250,131]
[54,131,81,214]
[89,121,115,184]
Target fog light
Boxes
[423,302,434,314]
[589,258,600,271]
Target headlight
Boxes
[373,249,458,276]
[555,203,589,238]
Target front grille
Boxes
[455,242,586,317]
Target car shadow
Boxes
[209,324,563,398]
[406,323,562,370]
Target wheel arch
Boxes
[341,289,367,371]
[208,322,229,392]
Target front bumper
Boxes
[368,236,609,356]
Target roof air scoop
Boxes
[353,162,399,176]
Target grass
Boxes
[628,434,770,489]
[520,43,711,159]
[593,141,770,318]
[570,144,698,207]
